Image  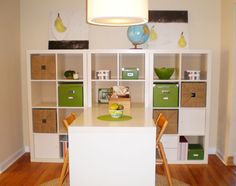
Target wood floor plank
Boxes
[0,154,235,186]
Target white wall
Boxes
[0,0,23,170]
[20,0,221,152]
[219,0,236,161]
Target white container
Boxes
[184,70,200,80]
[96,70,111,80]
[73,72,79,80]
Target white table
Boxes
[68,105,156,186]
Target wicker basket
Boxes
[31,54,56,80]
[32,109,57,133]
[181,82,206,107]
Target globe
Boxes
[127,24,150,49]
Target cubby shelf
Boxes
[27,49,211,164]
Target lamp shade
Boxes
[87,0,148,26]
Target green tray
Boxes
[97,115,132,121]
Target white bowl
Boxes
[109,110,123,118]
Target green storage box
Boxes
[58,83,83,107]
[153,83,179,107]
[122,68,139,79]
[188,144,204,160]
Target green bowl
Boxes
[109,110,123,118]
[154,67,174,80]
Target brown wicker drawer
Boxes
[181,82,206,107]
[31,54,56,80]
[32,109,57,133]
[153,109,178,134]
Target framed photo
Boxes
[98,88,112,104]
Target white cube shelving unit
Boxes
[27,49,211,164]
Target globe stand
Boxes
[131,44,142,49]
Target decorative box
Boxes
[184,70,200,80]
[58,83,83,106]
[188,144,204,160]
[181,82,206,107]
[96,70,111,80]
[121,68,139,80]
[32,109,57,133]
[153,83,179,107]
[31,54,56,80]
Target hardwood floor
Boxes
[0,153,235,186]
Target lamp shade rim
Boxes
[87,17,148,26]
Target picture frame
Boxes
[98,88,112,104]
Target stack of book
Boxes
[178,136,188,160]
[59,135,68,158]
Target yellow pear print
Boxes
[150,25,157,41]
[54,13,67,33]
[178,32,187,48]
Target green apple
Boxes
[118,104,124,110]
[110,103,119,110]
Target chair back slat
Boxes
[63,112,78,130]
[155,113,168,144]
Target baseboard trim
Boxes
[0,147,25,174]
[216,150,227,165]
[208,147,216,154]
[24,146,30,152]
[226,156,234,166]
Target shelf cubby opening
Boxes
[58,108,83,133]
[31,81,56,107]
[57,54,84,80]
[119,81,145,106]
[181,53,208,80]
[153,53,180,80]
[119,53,145,80]
[91,53,117,80]
[92,81,117,105]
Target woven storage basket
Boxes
[31,54,56,80]
[33,109,57,133]
[181,82,206,107]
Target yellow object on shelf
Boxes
[109,97,131,110]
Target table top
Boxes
[70,104,155,128]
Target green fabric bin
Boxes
[153,83,179,107]
[188,144,204,160]
[122,68,139,79]
[58,83,83,107]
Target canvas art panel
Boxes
[143,11,189,49]
[49,10,88,41]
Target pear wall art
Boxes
[48,11,89,49]
[143,10,189,49]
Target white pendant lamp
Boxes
[87,0,148,26]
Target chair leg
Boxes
[158,143,173,186]
[58,150,69,186]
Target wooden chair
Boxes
[58,112,78,186]
[155,113,173,186]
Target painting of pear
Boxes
[150,25,157,41]
[178,32,187,48]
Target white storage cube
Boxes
[165,148,178,162]
[179,109,206,135]
[161,135,178,148]
[34,134,59,159]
